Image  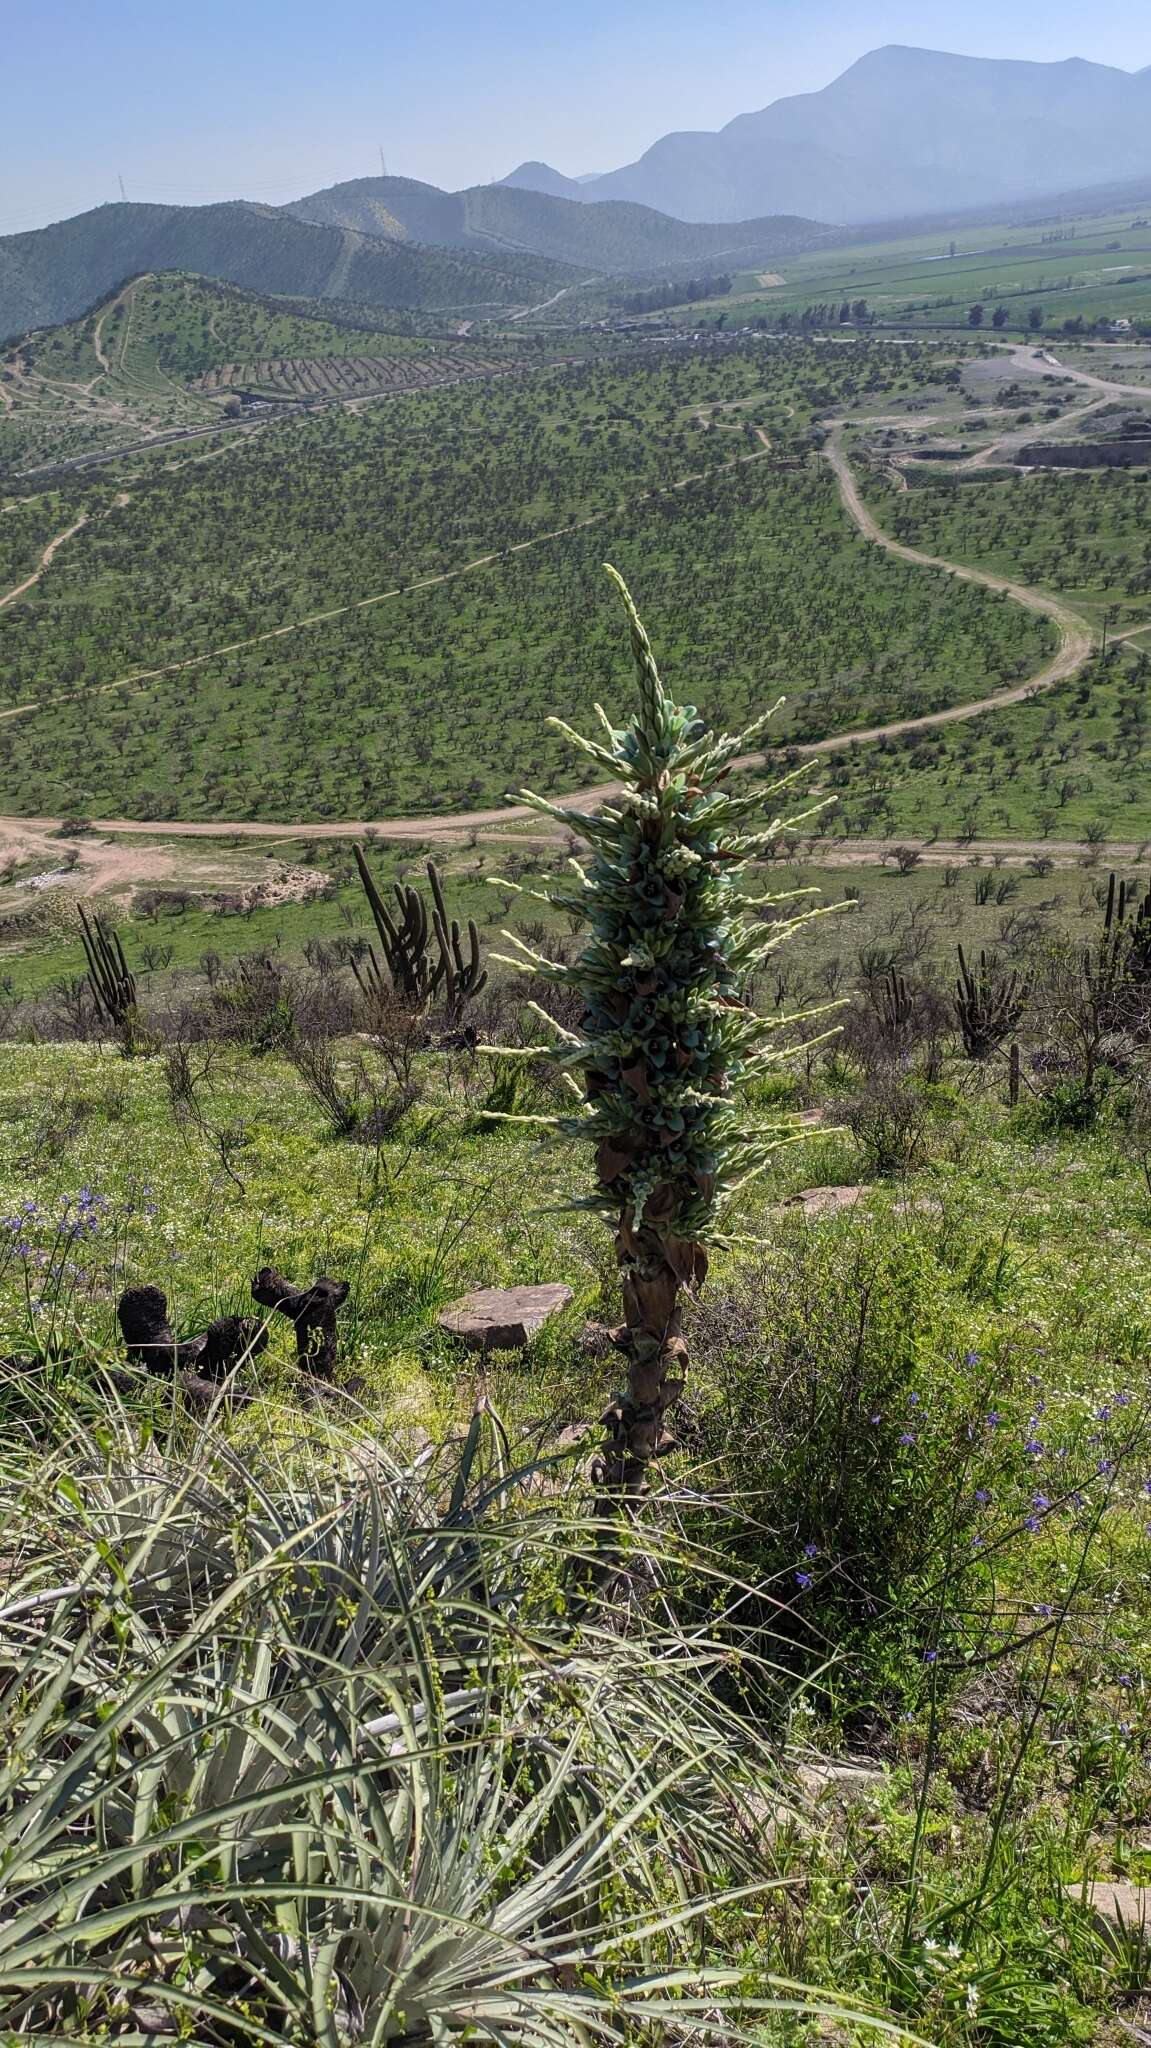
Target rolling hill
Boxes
[0,201,575,344]
[287,176,829,272]
[504,45,1151,224]
[0,273,536,475]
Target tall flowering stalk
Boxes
[495,566,838,1494]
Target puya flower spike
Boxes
[494,565,844,1495]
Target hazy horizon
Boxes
[4,0,1151,238]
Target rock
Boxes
[553,1420,595,1453]
[784,1186,865,1218]
[437,1283,574,1353]
[796,1757,885,1803]
[1066,1881,1151,1964]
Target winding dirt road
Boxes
[1011,343,1151,402]
[822,428,1094,727]
[0,431,1107,863]
[0,513,89,611]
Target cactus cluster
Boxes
[78,905,140,1051]
[493,566,833,1493]
[353,851,487,1024]
[1086,871,1151,1026]
[955,944,1029,1059]
[878,966,913,1049]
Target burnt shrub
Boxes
[841,1069,955,1177]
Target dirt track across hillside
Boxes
[0,432,1107,878]
[0,441,780,726]
[821,428,1094,727]
[0,513,89,610]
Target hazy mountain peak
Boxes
[573,43,1151,223]
[499,161,588,201]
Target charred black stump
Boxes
[117,1285,266,1406]
[251,1267,349,1382]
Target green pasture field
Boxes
[668,191,1151,335]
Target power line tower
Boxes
[118,173,127,202]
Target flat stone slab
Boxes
[1067,1881,1151,1957]
[784,1186,865,1218]
[437,1284,573,1353]
[797,1758,886,1803]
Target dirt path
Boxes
[510,278,597,324]
[89,276,150,387]
[0,512,89,610]
[1007,342,1151,401]
[0,440,779,725]
[91,289,122,376]
[822,428,1094,729]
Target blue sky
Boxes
[4,0,1150,233]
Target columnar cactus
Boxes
[878,966,913,1051]
[1086,871,1151,1027]
[353,851,487,1022]
[79,905,140,1052]
[955,945,1029,1059]
[495,566,833,1494]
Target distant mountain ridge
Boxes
[502,44,1151,223]
[0,200,573,343]
[287,176,828,272]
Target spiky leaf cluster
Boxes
[495,566,836,1250]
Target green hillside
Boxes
[288,174,830,273]
[0,201,576,343]
[0,337,1053,821]
[0,274,536,474]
